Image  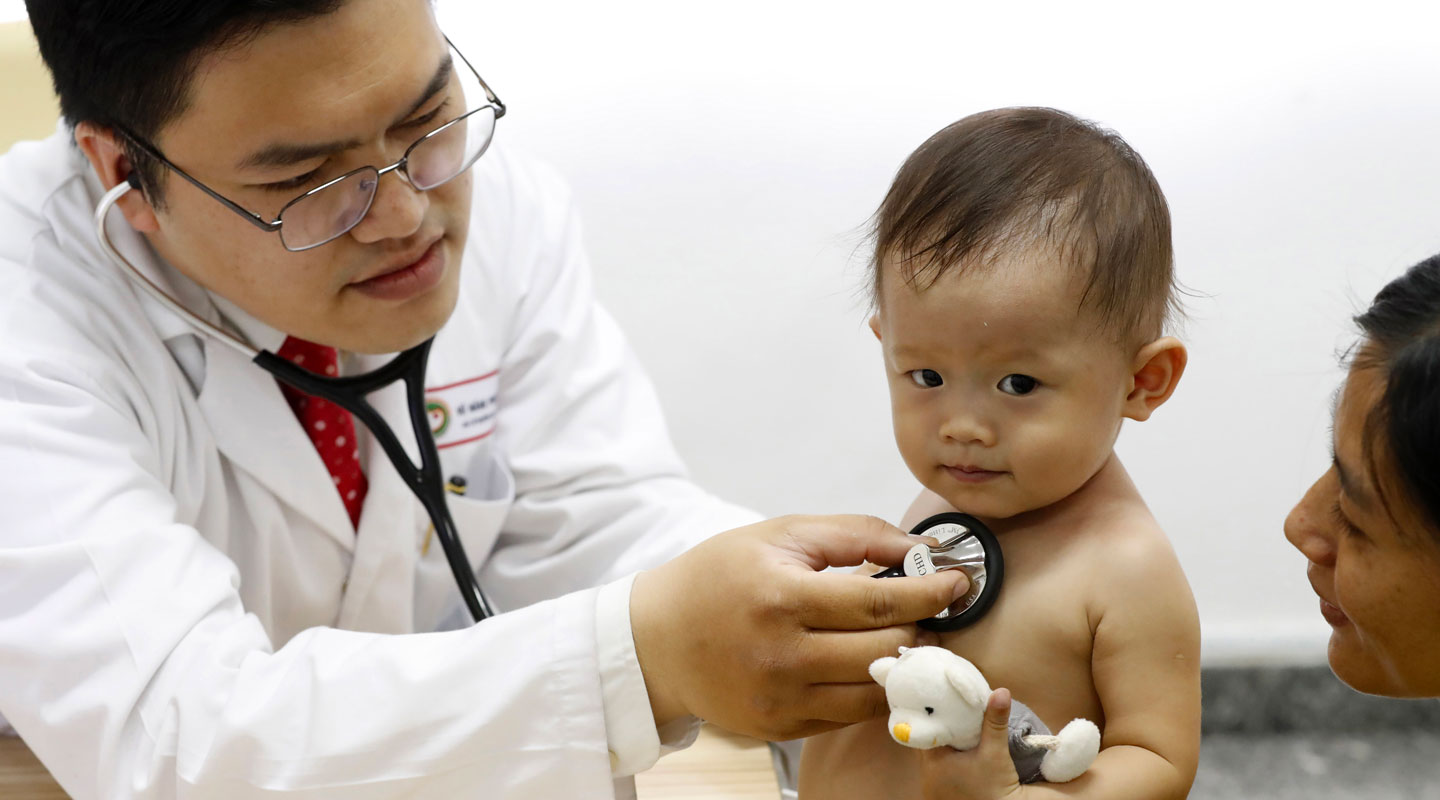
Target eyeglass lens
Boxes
[277,71,498,251]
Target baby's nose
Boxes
[892,722,911,743]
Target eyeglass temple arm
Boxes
[114,126,282,235]
[445,35,505,119]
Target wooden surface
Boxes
[637,725,782,799]
[0,725,778,799]
[0,737,66,800]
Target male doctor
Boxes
[0,1,969,798]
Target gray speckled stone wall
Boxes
[1193,666,1440,799]
[1201,665,1440,734]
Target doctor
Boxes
[0,0,970,798]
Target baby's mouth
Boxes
[944,465,1006,483]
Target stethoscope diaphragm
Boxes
[871,512,1004,632]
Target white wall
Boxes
[2,0,1431,666]
[438,0,1440,667]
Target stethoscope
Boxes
[94,181,494,624]
[872,512,1005,631]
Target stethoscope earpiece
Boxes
[872,512,1004,632]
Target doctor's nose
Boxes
[349,168,428,244]
[1284,469,1338,568]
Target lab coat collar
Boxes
[207,293,287,355]
[197,333,359,553]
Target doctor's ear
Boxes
[1122,336,1187,422]
[74,122,160,234]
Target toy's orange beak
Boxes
[893,723,911,743]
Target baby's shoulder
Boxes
[1082,508,1187,590]
[1078,511,1198,642]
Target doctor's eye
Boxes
[259,168,322,193]
[924,706,934,715]
[998,374,1039,396]
[908,369,943,388]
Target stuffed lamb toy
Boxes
[869,646,1100,784]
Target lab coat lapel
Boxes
[198,336,358,552]
[336,361,425,633]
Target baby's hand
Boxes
[919,689,1025,800]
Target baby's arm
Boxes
[1022,531,1201,799]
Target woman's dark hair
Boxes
[1354,253,1440,541]
[25,0,345,206]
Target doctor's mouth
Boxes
[348,235,448,301]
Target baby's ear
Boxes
[869,656,899,687]
[868,314,883,341]
[1123,336,1187,422]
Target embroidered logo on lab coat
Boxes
[425,370,499,449]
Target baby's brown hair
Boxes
[870,107,1177,344]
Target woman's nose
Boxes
[1284,470,1338,567]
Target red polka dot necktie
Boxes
[275,336,368,529]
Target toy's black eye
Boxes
[925,706,934,715]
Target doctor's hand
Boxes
[629,514,969,741]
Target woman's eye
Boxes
[998,374,1039,396]
[908,369,943,388]
[1330,502,1366,540]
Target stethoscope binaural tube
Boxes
[872,512,1004,632]
[95,182,494,623]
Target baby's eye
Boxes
[998,374,1039,396]
[924,706,935,715]
[908,369,943,388]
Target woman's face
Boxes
[1285,359,1440,697]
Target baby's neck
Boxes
[979,452,1141,538]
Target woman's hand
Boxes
[920,688,1026,800]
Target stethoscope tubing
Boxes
[95,182,493,623]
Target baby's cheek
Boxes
[1014,423,1101,500]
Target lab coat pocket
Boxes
[416,448,515,630]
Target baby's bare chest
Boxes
[937,539,1105,726]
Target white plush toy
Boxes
[869,646,1101,784]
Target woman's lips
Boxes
[350,240,445,301]
[944,465,1005,484]
[1319,598,1350,627]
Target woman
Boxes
[1286,253,1440,698]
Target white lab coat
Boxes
[0,128,758,798]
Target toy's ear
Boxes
[869,656,899,687]
[943,660,991,709]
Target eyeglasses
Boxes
[117,36,504,252]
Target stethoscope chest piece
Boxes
[873,512,1004,632]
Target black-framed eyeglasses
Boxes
[117,36,504,252]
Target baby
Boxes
[800,108,1201,798]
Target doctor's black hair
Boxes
[1353,254,1440,543]
[25,0,345,207]
[868,107,1177,345]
